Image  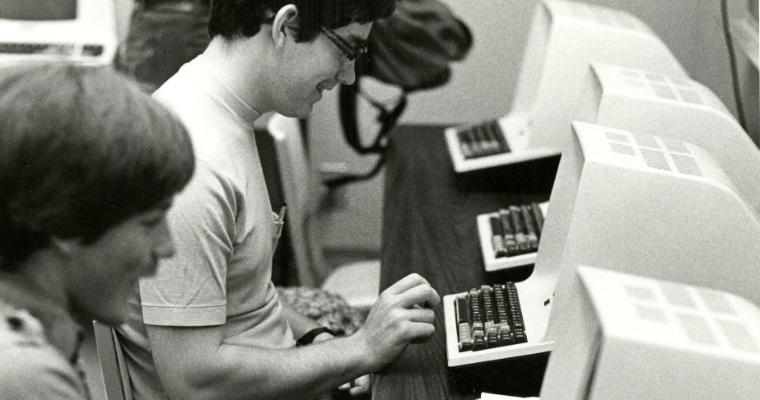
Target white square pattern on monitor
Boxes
[583,266,760,355]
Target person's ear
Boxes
[272,4,299,47]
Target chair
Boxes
[92,321,133,400]
[267,113,380,312]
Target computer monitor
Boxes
[445,0,687,173]
[444,121,760,376]
[537,121,760,348]
[473,61,760,274]
[575,61,760,213]
[541,265,760,400]
[484,61,758,272]
[0,0,117,66]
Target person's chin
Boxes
[99,290,134,324]
[92,306,128,326]
[284,103,315,119]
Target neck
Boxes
[202,35,274,113]
[14,251,69,308]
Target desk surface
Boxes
[373,125,559,400]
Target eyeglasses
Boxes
[320,27,368,62]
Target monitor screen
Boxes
[0,0,77,21]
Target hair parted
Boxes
[208,0,397,41]
[0,63,195,271]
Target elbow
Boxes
[161,362,238,400]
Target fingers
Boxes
[397,282,441,309]
[349,384,370,396]
[384,273,430,295]
[349,375,371,396]
[337,374,371,396]
[403,307,435,324]
[404,309,436,344]
[349,386,369,396]
[405,321,435,340]
[381,274,440,310]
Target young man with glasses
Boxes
[118,1,441,400]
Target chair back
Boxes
[267,113,330,286]
[92,321,133,400]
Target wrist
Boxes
[312,331,334,344]
[296,327,336,346]
[338,332,375,375]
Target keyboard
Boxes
[477,202,548,272]
[455,283,527,352]
[456,120,510,159]
[487,203,544,259]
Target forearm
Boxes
[151,274,440,400]
[178,335,371,400]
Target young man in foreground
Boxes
[119,1,441,399]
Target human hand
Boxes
[336,374,370,397]
[351,273,440,369]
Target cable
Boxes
[720,0,748,130]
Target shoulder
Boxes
[164,159,256,248]
[153,68,238,137]
[155,73,254,173]
[0,348,86,399]
[0,305,85,399]
[174,160,241,215]
[0,302,46,349]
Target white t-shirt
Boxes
[119,54,295,400]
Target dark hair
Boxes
[208,0,396,41]
[0,64,195,271]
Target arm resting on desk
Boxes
[146,274,440,400]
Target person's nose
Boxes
[336,62,356,85]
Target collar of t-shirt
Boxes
[0,273,83,364]
[185,54,262,126]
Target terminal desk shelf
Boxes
[374,125,558,400]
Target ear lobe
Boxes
[272,4,299,46]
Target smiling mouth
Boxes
[317,83,336,93]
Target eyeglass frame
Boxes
[262,16,368,63]
[319,26,368,62]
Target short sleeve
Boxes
[0,345,86,400]
[139,162,239,326]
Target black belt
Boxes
[142,0,210,15]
